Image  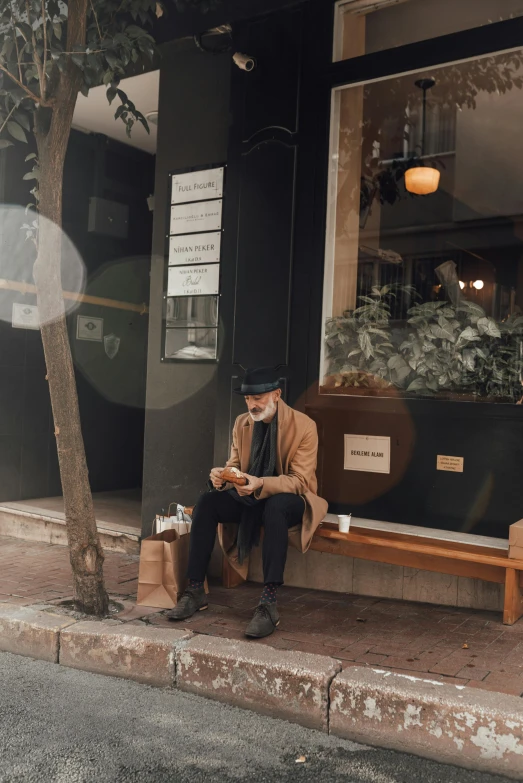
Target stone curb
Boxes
[176,634,341,731]
[330,667,523,780]
[0,603,76,663]
[2,602,523,778]
[60,620,193,687]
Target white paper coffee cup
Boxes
[338,514,352,533]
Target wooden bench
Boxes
[222,518,523,625]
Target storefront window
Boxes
[334,0,523,61]
[321,48,523,402]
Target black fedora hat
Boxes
[233,367,281,396]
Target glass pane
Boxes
[166,296,218,328]
[321,48,523,403]
[165,327,217,360]
[334,0,523,61]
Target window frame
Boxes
[317,13,523,403]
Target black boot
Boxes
[167,586,208,621]
[244,603,279,638]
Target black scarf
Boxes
[228,413,278,565]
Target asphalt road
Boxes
[0,651,513,783]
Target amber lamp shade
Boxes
[404,166,440,195]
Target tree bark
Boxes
[33,0,108,615]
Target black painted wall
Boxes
[0,129,153,502]
[214,4,310,465]
[144,0,523,541]
[141,40,231,531]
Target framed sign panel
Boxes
[168,231,221,266]
[163,163,225,362]
[170,199,223,236]
[171,167,224,204]
[167,264,220,297]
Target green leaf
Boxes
[106,84,119,104]
[477,317,501,338]
[25,153,37,162]
[387,354,408,370]
[407,378,427,391]
[0,139,13,149]
[14,113,31,131]
[358,331,373,360]
[458,326,480,342]
[429,324,456,342]
[7,121,27,143]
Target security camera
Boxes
[232,52,256,71]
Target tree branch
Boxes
[0,63,51,106]
[26,0,44,95]
[89,0,103,41]
[9,2,23,83]
[0,104,16,136]
[41,0,48,99]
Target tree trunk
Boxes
[32,0,108,615]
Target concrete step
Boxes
[0,504,140,555]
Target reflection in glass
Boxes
[166,296,218,328]
[334,0,523,62]
[322,48,523,403]
[165,327,217,360]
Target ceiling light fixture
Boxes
[473,280,484,290]
[404,78,440,196]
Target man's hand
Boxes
[209,467,225,489]
[236,474,263,497]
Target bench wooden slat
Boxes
[309,535,506,584]
[314,528,523,571]
[322,522,507,559]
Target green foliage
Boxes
[0,0,161,150]
[325,290,523,402]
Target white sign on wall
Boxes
[12,303,39,330]
[169,231,221,266]
[170,200,223,235]
[168,264,220,297]
[77,315,103,342]
[171,167,224,205]
[344,434,391,474]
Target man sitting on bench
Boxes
[168,366,327,638]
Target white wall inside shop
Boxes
[364,0,523,53]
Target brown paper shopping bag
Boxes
[136,528,190,609]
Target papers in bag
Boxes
[153,504,192,535]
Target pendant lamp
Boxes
[405,77,440,196]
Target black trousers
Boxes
[187,490,304,585]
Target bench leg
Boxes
[503,568,523,625]
[222,556,245,588]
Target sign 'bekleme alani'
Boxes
[344,435,391,474]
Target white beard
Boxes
[250,399,277,423]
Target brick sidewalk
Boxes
[2,535,523,696]
[0,536,139,604]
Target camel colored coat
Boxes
[217,399,328,579]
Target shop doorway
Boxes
[0,70,159,540]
